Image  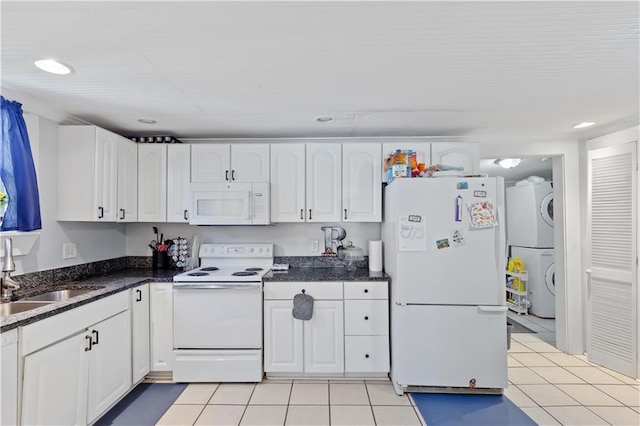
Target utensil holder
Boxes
[153,251,169,270]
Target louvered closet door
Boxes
[587,142,637,377]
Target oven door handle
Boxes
[173,283,262,290]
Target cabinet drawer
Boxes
[344,300,389,336]
[344,336,389,373]
[264,282,342,300]
[343,281,388,300]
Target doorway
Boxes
[480,156,558,347]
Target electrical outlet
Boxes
[311,240,319,252]
[63,243,77,260]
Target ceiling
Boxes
[1,1,638,141]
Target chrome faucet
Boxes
[1,238,20,299]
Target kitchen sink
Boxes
[0,301,53,316]
[22,288,102,302]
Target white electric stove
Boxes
[172,244,273,382]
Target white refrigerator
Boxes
[382,177,508,395]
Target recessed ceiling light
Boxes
[138,119,157,124]
[494,158,522,169]
[572,121,595,129]
[316,116,333,123]
[34,59,73,75]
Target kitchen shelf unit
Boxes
[505,270,529,315]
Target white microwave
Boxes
[189,182,270,225]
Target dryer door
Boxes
[540,193,554,227]
[545,263,556,296]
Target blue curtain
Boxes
[0,96,42,231]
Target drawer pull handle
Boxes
[365,354,370,358]
[300,209,303,220]
[85,335,92,351]
[364,289,369,293]
[364,316,369,320]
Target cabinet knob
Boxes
[364,289,369,293]
[365,354,370,358]
[364,316,369,320]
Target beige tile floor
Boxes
[156,313,639,425]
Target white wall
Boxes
[478,137,582,354]
[0,113,127,275]
[125,222,381,258]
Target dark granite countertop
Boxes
[263,267,389,282]
[1,268,179,333]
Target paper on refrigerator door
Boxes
[398,215,426,251]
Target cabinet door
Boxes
[150,282,174,372]
[342,143,382,222]
[191,144,230,182]
[22,332,89,426]
[95,128,119,221]
[382,142,431,182]
[138,144,167,222]
[167,144,191,222]
[306,143,342,222]
[131,284,150,383]
[231,144,270,182]
[270,144,306,222]
[264,300,304,373]
[431,142,480,174]
[304,300,344,374]
[87,310,132,424]
[117,137,138,222]
[1,331,18,426]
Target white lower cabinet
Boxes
[131,283,150,383]
[264,282,343,376]
[303,300,344,374]
[343,281,389,376]
[22,331,89,426]
[87,310,132,424]
[264,281,388,377]
[1,330,19,426]
[150,282,173,372]
[20,291,132,426]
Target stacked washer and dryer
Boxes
[506,177,555,318]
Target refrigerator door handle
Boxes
[477,306,508,313]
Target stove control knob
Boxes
[249,248,254,253]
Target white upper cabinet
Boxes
[306,143,342,222]
[271,144,306,222]
[167,144,191,223]
[271,142,381,223]
[231,144,270,182]
[58,126,119,221]
[431,142,479,174]
[342,143,382,222]
[382,142,430,182]
[381,141,479,181]
[191,144,269,183]
[117,137,138,222]
[138,144,167,222]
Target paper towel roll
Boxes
[368,240,383,272]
